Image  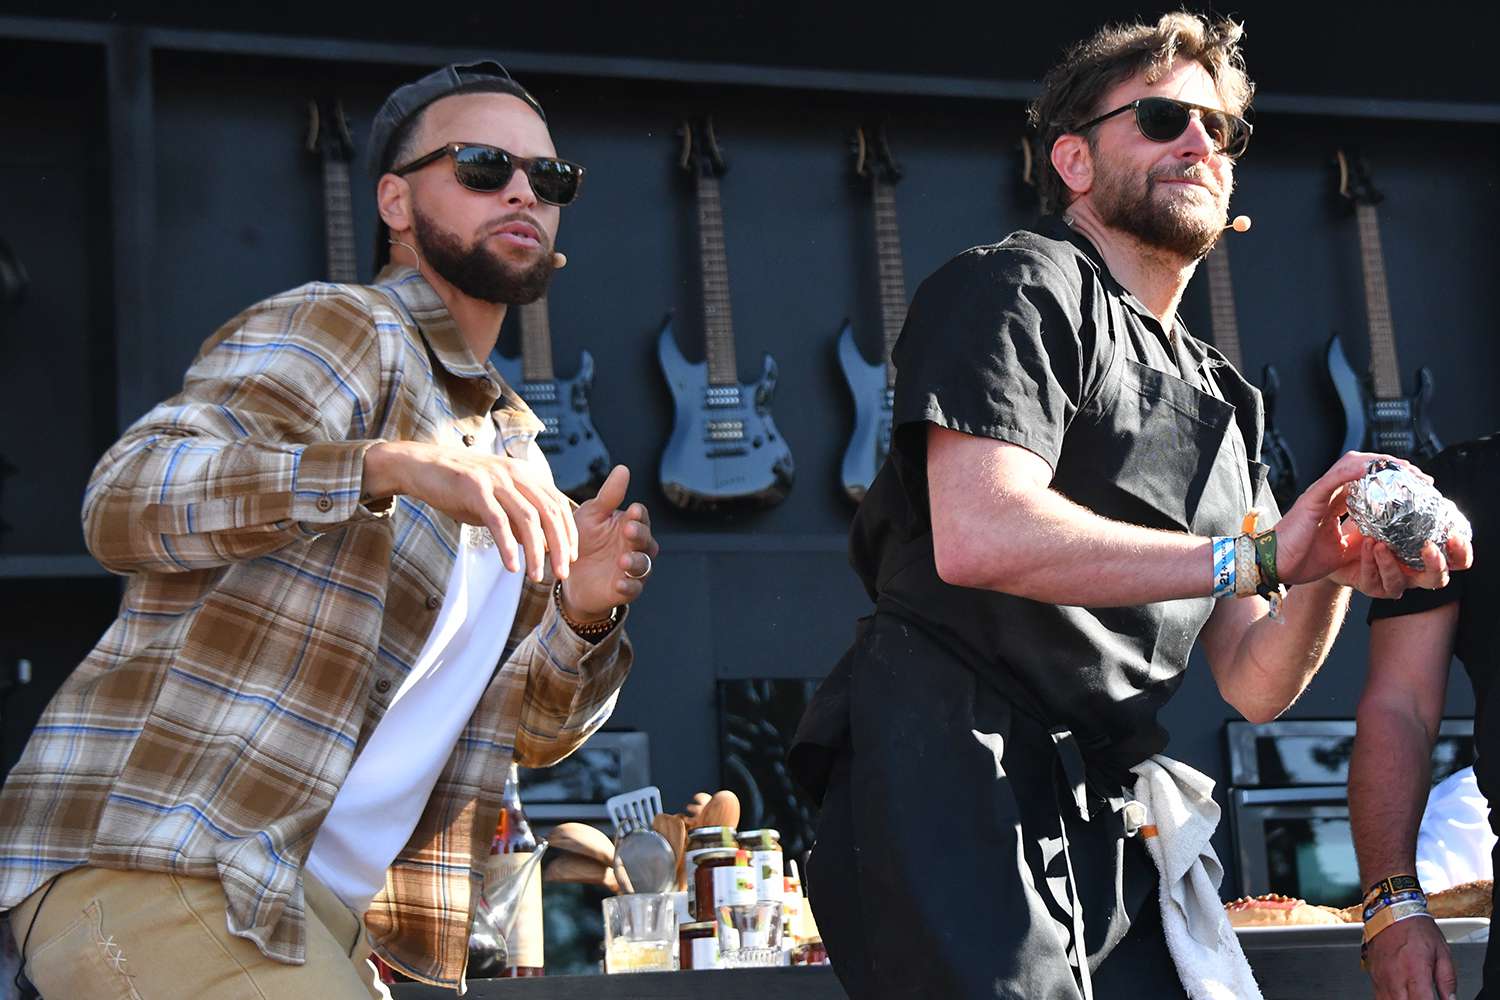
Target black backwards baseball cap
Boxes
[369,60,547,269]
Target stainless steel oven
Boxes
[1226,719,1474,907]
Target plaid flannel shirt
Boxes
[0,265,631,989]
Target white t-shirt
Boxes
[1415,766,1496,893]
[306,417,537,916]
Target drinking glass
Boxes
[715,901,784,968]
[601,893,677,973]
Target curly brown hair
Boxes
[1026,12,1254,214]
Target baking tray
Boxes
[1236,917,1489,948]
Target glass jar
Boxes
[737,828,783,903]
[689,848,738,921]
[678,920,719,970]
[683,826,737,916]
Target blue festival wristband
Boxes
[1211,536,1236,599]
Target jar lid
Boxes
[739,828,781,840]
[685,847,738,862]
[687,825,735,837]
[680,920,715,932]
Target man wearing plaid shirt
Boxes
[0,63,654,998]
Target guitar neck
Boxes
[1203,242,1244,370]
[695,171,739,386]
[1355,202,1403,399]
[517,298,556,383]
[871,178,908,388]
[322,157,358,283]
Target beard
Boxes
[1094,155,1228,261]
[412,206,554,305]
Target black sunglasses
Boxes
[1073,97,1252,159]
[394,142,586,206]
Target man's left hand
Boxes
[561,465,658,620]
[1276,451,1472,598]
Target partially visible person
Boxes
[0,61,657,999]
[1351,433,1499,1000]
[1416,767,1495,893]
[791,13,1469,1000]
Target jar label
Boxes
[713,864,757,909]
[690,935,721,970]
[751,849,783,902]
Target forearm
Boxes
[511,599,634,768]
[935,482,1215,606]
[1349,703,1436,886]
[85,428,385,574]
[1215,578,1351,722]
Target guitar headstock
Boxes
[305,99,354,162]
[1336,147,1383,207]
[852,124,902,184]
[1019,133,1038,190]
[678,117,727,178]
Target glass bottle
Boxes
[486,762,544,977]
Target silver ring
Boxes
[625,552,653,580]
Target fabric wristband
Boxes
[1253,530,1280,589]
[1363,890,1427,922]
[1365,874,1423,901]
[1233,533,1260,597]
[1363,898,1430,944]
[1211,536,1236,599]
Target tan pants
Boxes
[8,866,390,1000]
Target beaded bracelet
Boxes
[553,581,619,642]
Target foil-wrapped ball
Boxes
[1345,460,1472,569]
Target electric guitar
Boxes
[1325,149,1441,461]
[491,297,611,501]
[304,99,358,282]
[657,118,794,512]
[1202,242,1299,510]
[836,125,907,503]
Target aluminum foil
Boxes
[1345,460,1472,569]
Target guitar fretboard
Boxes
[1203,242,1243,370]
[518,298,555,383]
[696,171,739,387]
[1354,202,1403,400]
[872,178,908,388]
[322,158,357,283]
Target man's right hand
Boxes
[363,440,578,582]
[1274,450,1470,598]
[1364,916,1458,1000]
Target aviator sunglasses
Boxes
[394,142,586,206]
[1074,96,1252,158]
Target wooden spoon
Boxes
[652,812,689,890]
[694,789,741,832]
[545,822,614,868]
[680,792,711,825]
[543,852,620,892]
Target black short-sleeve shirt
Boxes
[848,217,1280,767]
[1367,435,1500,794]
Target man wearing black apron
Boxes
[791,13,1471,999]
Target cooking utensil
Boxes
[651,812,688,890]
[547,821,615,867]
[614,827,677,895]
[606,785,663,835]
[694,789,741,831]
[544,852,621,892]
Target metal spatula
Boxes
[605,785,663,835]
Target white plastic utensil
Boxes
[606,785,663,835]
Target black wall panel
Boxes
[1,18,1496,896]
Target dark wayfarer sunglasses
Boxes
[394,142,586,206]
[1073,97,1252,159]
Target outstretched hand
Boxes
[561,466,659,620]
[1275,451,1471,598]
